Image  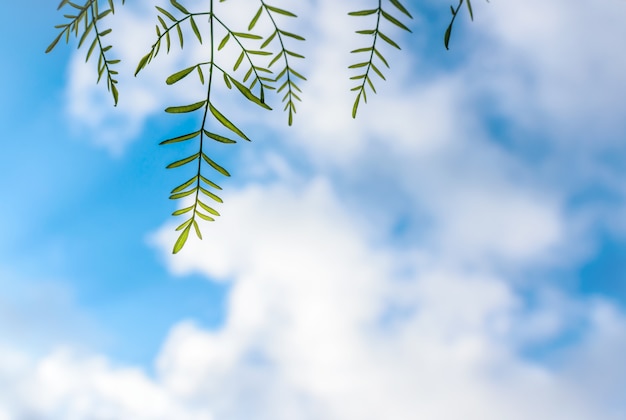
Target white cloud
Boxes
[29,0,626,418]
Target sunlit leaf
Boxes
[160,130,201,145]
[166,65,196,85]
[165,100,206,113]
[173,223,191,253]
[201,152,231,177]
[166,152,200,169]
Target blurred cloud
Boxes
[6,0,625,418]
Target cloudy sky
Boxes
[1,0,626,418]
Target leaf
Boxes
[348,9,378,16]
[278,29,305,41]
[171,175,198,193]
[190,16,202,43]
[209,103,249,140]
[165,100,206,113]
[389,0,413,18]
[203,129,236,144]
[192,219,202,239]
[177,23,184,48]
[166,65,196,84]
[166,152,200,169]
[249,6,263,30]
[156,6,176,21]
[173,223,191,253]
[199,186,223,203]
[198,200,220,216]
[444,25,452,50]
[172,205,194,216]
[233,51,244,71]
[195,211,215,222]
[261,31,277,49]
[135,52,152,76]
[349,62,369,69]
[381,10,411,32]
[200,174,222,190]
[233,32,262,40]
[45,31,65,53]
[230,78,272,110]
[201,153,231,177]
[466,0,474,20]
[378,32,401,49]
[218,33,230,50]
[265,4,297,17]
[175,218,193,231]
[352,91,361,118]
[160,130,201,145]
[111,82,119,105]
[170,188,196,200]
[170,0,189,14]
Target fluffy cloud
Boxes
[18,0,625,418]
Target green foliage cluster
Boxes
[47,0,476,253]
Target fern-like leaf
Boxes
[349,0,412,118]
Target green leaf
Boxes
[166,65,196,85]
[230,78,272,110]
[173,223,191,253]
[444,25,452,50]
[203,129,236,144]
[351,46,373,53]
[466,0,474,20]
[374,48,389,68]
[356,29,375,35]
[261,31,277,49]
[169,188,196,200]
[190,16,202,43]
[45,31,65,53]
[371,63,386,80]
[166,152,200,169]
[195,211,215,222]
[198,200,220,216]
[201,153,231,177]
[378,32,401,49]
[191,219,202,239]
[200,174,222,190]
[389,0,413,18]
[233,32,262,40]
[175,218,193,231]
[381,10,411,32]
[165,100,206,113]
[170,0,189,14]
[265,4,297,17]
[278,29,305,41]
[349,62,369,69]
[209,103,249,140]
[352,91,361,118]
[218,33,230,50]
[177,23,184,48]
[348,9,378,16]
[135,52,152,76]
[86,37,98,62]
[199,186,223,203]
[233,51,244,71]
[172,205,194,216]
[171,175,198,193]
[160,130,201,145]
[111,82,119,105]
[249,6,263,30]
[156,6,176,21]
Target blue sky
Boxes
[1,0,626,418]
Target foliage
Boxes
[47,0,475,253]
